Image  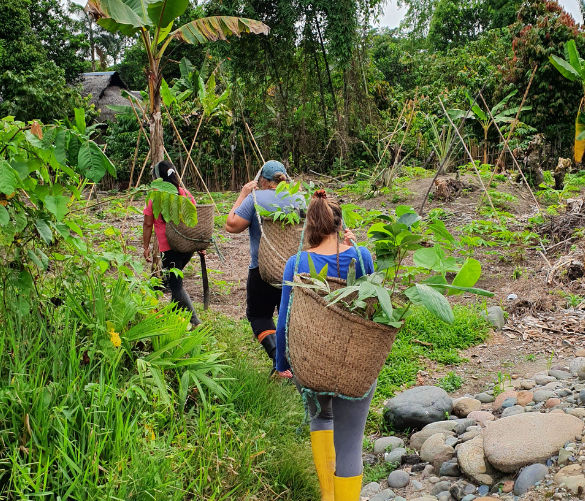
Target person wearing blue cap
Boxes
[225,161,303,373]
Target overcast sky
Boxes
[71,0,584,28]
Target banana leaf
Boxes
[576,99,585,163]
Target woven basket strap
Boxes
[341,219,366,276]
[252,188,290,265]
[168,223,212,243]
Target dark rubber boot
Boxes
[174,288,202,326]
[260,333,276,361]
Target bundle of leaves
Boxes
[288,206,493,327]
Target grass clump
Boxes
[375,305,490,402]
[437,371,464,393]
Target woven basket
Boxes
[258,218,307,285]
[165,204,214,253]
[287,274,398,398]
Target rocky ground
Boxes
[360,348,585,501]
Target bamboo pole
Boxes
[180,111,205,181]
[244,121,265,164]
[240,133,251,181]
[479,92,541,210]
[439,97,499,220]
[162,102,220,214]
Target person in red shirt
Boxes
[143,160,201,326]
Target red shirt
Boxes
[143,187,196,252]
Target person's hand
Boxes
[240,180,258,197]
[278,370,293,379]
[343,228,357,246]
[144,247,152,262]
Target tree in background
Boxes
[29,0,89,82]
[0,0,84,122]
[500,0,585,154]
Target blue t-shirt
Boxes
[235,189,303,269]
[274,246,375,372]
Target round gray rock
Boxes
[437,492,452,501]
[384,386,453,430]
[476,392,495,403]
[514,463,549,495]
[420,433,454,463]
[549,369,572,380]
[361,482,381,497]
[374,436,405,453]
[385,447,407,465]
[533,389,555,403]
[579,389,585,403]
[570,357,585,377]
[501,397,517,409]
[371,489,396,501]
[388,470,410,488]
[534,374,556,386]
[501,405,525,418]
[432,481,453,495]
[481,306,505,329]
[440,461,462,477]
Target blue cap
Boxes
[261,160,287,180]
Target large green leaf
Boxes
[414,283,454,325]
[180,196,197,226]
[0,205,8,226]
[549,54,581,81]
[78,141,115,181]
[0,160,17,195]
[160,78,176,108]
[74,108,86,134]
[147,0,189,29]
[44,195,70,222]
[86,0,148,35]
[450,258,481,294]
[170,16,269,45]
[565,39,582,77]
[35,218,53,244]
[54,129,69,165]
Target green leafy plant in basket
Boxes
[289,205,494,327]
[254,180,311,226]
[145,178,198,227]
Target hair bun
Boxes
[313,189,327,199]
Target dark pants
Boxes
[161,249,201,326]
[246,267,281,362]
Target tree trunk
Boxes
[150,84,164,165]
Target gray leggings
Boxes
[296,379,376,478]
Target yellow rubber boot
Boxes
[333,474,363,501]
[310,430,336,501]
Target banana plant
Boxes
[549,39,585,163]
[450,91,531,165]
[85,0,269,164]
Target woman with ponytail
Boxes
[143,160,201,326]
[274,190,375,501]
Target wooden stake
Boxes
[439,97,499,220]
[244,121,265,164]
[162,102,220,214]
[180,111,205,182]
[479,92,540,210]
[240,133,251,181]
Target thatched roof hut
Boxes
[81,72,139,123]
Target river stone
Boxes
[559,447,572,465]
[432,481,453,496]
[580,389,585,402]
[554,464,585,493]
[481,306,505,329]
[385,448,407,465]
[436,492,452,501]
[514,464,549,495]
[441,460,462,477]
[457,435,500,486]
[501,405,525,418]
[533,389,555,403]
[460,428,482,442]
[570,358,585,376]
[454,419,476,435]
[421,433,454,463]
[476,392,494,403]
[450,481,476,501]
[424,421,459,432]
[433,448,455,472]
[569,408,585,418]
[517,390,534,406]
[411,430,455,451]
[534,374,557,385]
[483,413,584,472]
[453,398,482,418]
[546,398,562,408]
[371,489,396,501]
[501,397,517,409]
[412,479,424,491]
[361,482,381,497]
[556,388,572,397]
[388,470,410,488]
[543,381,564,390]
[468,411,495,428]
[550,369,572,380]
[374,436,405,453]
[494,391,518,410]
[384,386,453,430]
[521,380,537,390]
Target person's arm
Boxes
[275,258,296,376]
[143,214,154,262]
[359,247,375,275]
[225,181,257,233]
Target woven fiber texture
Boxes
[258,218,307,285]
[288,275,397,398]
[166,204,214,253]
